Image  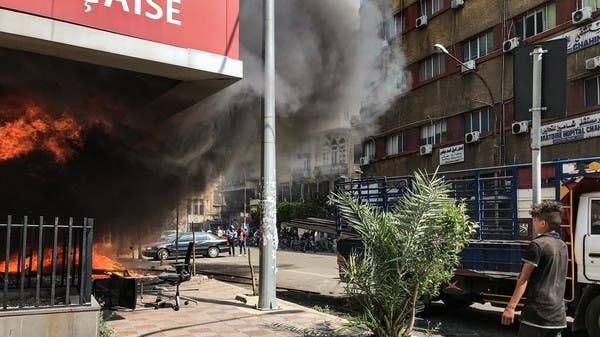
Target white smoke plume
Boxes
[163,0,408,183]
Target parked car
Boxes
[142,232,229,260]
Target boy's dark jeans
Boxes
[518,324,562,337]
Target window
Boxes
[189,199,204,215]
[384,12,402,42]
[582,0,600,10]
[338,138,347,164]
[364,141,375,159]
[322,141,331,165]
[195,234,209,242]
[301,156,310,173]
[586,76,600,107]
[420,120,447,146]
[331,139,338,164]
[591,200,600,235]
[463,30,494,62]
[178,234,193,242]
[386,133,404,156]
[515,2,556,40]
[419,54,445,81]
[464,107,493,134]
[421,0,443,16]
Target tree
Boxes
[329,171,475,337]
[251,198,335,231]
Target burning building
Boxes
[0,1,241,336]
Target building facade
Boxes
[279,127,359,202]
[186,181,224,229]
[361,0,600,177]
[217,126,359,225]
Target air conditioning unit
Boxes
[586,56,600,70]
[416,15,428,29]
[461,59,476,73]
[451,0,464,9]
[465,131,481,144]
[502,37,520,53]
[512,121,530,135]
[359,156,371,166]
[420,144,433,156]
[573,7,593,25]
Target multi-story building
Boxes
[186,181,224,229]
[218,173,258,225]
[218,124,359,222]
[278,126,359,202]
[361,0,600,177]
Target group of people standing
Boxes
[219,225,249,257]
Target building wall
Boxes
[363,0,600,177]
[186,181,223,225]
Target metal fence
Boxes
[335,157,600,241]
[0,216,93,311]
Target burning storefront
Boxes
[0,1,241,336]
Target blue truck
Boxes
[335,157,600,336]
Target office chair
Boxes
[146,241,198,311]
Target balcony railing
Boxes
[315,163,348,176]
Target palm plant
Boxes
[330,171,475,337]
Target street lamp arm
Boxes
[445,52,467,69]
[435,42,503,165]
[435,43,495,107]
[471,71,495,109]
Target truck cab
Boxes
[575,193,600,284]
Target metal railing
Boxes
[335,156,600,241]
[0,216,93,311]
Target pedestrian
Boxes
[501,201,567,337]
[239,227,248,256]
[217,226,223,238]
[225,225,237,257]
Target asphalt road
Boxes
[191,247,343,296]
[126,248,588,337]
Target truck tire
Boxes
[586,296,600,337]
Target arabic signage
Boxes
[0,0,240,59]
[439,144,464,166]
[541,112,600,146]
[554,20,600,54]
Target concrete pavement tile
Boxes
[239,329,277,336]
[109,322,131,328]
[132,324,160,330]
[187,327,212,333]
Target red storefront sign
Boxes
[0,0,239,59]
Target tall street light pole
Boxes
[259,0,278,311]
[434,43,503,165]
[530,46,546,204]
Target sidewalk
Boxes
[105,278,366,337]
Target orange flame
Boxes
[0,244,124,275]
[0,247,68,274]
[92,248,125,271]
[0,102,109,162]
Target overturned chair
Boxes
[141,242,198,311]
